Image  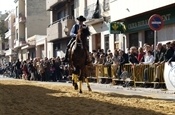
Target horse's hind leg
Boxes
[85,78,92,91]
[72,74,78,90]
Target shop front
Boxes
[110,5,175,51]
[124,5,175,49]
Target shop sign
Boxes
[125,9,174,33]
[110,22,126,34]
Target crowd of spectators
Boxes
[1,41,175,85]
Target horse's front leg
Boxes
[72,74,78,90]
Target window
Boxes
[57,11,62,20]
[16,7,18,17]
[145,30,154,45]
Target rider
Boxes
[63,15,90,64]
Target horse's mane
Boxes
[75,26,90,48]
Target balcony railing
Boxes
[5,30,11,39]
[14,38,26,48]
[46,0,66,10]
[84,2,106,25]
[103,0,110,11]
[47,15,75,41]
[84,3,97,20]
[85,2,107,20]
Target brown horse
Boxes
[69,25,92,93]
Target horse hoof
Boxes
[79,90,82,93]
[74,84,78,90]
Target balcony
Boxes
[84,3,104,25]
[14,38,26,49]
[19,13,26,23]
[4,49,13,56]
[46,0,66,11]
[47,15,75,42]
[5,30,11,39]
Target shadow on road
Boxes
[0,83,166,115]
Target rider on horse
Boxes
[63,15,91,65]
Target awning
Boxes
[109,22,126,34]
[85,18,104,25]
[21,45,35,50]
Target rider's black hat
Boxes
[76,15,86,22]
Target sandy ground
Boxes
[0,80,175,115]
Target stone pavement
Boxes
[0,75,175,100]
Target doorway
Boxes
[94,33,101,50]
[129,33,138,48]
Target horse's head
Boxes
[77,25,90,40]
[75,25,90,49]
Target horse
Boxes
[69,25,92,93]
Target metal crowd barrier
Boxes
[86,63,165,87]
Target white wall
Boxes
[110,0,175,21]
[89,22,109,34]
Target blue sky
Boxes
[0,0,15,13]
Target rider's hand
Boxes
[74,34,77,37]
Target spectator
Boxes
[128,46,139,64]
[137,47,145,62]
[142,51,155,82]
[154,43,166,82]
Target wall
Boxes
[110,0,175,21]
[26,0,50,38]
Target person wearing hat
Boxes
[63,15,87,62]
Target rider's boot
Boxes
[85,50,92,65]
[63,48,69,62]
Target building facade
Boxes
[46,0,75,58]
[82,0,112,53]
[46,0,114,58]
[4,11,16,62]
[0,13,8,64]
[14,0,49,61]
[110,0,175,51]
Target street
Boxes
[1,75,175,100]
